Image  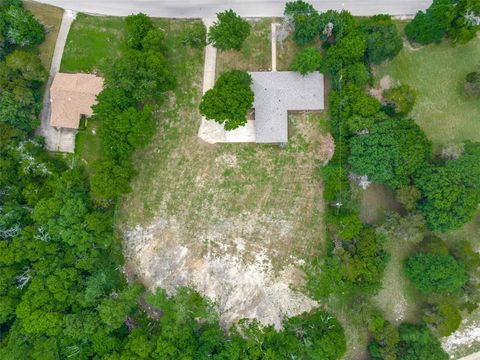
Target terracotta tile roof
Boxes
[49,73,104,129]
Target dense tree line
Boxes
[89,13,175,202]
[405,0,480,45]
[284,1,479,358]
[0,0,46,132]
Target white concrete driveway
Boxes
[34,0,431,18]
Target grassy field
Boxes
[24,0,63,70]
[61,14,128,73]
[375,31,480,149]
[215,18,272,76]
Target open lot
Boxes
[375,27,480,149]
[24,0,63,70]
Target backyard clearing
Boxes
[120,109,331,328]
[375,27,480,148]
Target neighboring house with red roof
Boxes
[49,72,103,129]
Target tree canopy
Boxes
[284,0,320,45]
[199,70,254,130]
[349,118,431,188]
[2,4,44,48]
[397,323,449,360]
[208,10,251,51]
[405,252,468,294]
[360,14,403,64]
[405,0,480,45]
[415,142,480,231]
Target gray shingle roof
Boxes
[249,71,324,143]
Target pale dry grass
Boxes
[24,0,63,70]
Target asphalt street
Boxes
[34,0,431,18]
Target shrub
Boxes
[291,47,323,75]
[464,71,480,97]
[383,84,417,116]
[181,22,207,48]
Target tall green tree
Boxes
[414,142,480,231]
[397,323,449,360]
[208,10,250,51]
[199,70,254,130]
[3,5,44,48]
[125,13,154,50]
[284,0,320,45]
[349,118,431,188]
[405,252,468,294]
[360,14,403,64]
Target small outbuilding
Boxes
[49,72,104,129]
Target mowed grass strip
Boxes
[376,30,480,148]
[23,0,63,70]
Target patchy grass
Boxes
[23,0,63,70]
[358,183,404,225]
[375,32,480,149]
[277,34,302,71]
[373,236,422,326]
[75,118,102,169]
[61,14,128,73]
[215,18,272,76]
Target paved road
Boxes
[34,0,431,18]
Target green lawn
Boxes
[376,33,480,149]
[61,14,127,73]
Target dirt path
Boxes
[37,10,76,152]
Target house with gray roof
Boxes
[250,71,324,144]
[198,71,324,144]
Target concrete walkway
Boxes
[271,23,278,72]
[197,19,256,144]
[459,352,480,360]
[37,10,76,153]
